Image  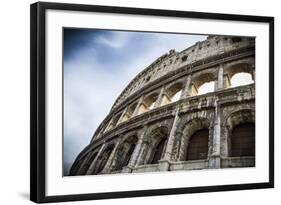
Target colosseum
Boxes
[69,35,255,176]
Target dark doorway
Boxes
[231,123,255,157]
[186,129,209,160]
[151,137,167,164]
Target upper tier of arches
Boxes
[111,35,254,110]
[100,58,255,138]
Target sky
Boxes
[63,28,208,175]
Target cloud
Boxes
[95,32,132,48]
[63,29,207,175]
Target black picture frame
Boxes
[30,1,274,203]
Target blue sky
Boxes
[63,28,208,175]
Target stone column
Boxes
[217,64,224,90]
[135,141,149,166]
[159,109,181,171]
[208,99,221,169]
[220,126,229,158]
[122,127,147,173]
[223,74,231,88]
[102,139,122,173]
[132,96,144,116]
[154,87,164,107]
[181,75,192,98]
[86,144,106,175]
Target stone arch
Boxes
[126,101,138,117]
[223,109,255,157]
[138,92,159,114]
[141,126,169,165]
[177,117,211,161]
[191,69,217,96]
[104,112,123,132]
[162,81,184,105]
[119,101,138,123]
[93,143,115,174]
[111,134,138,171]
[224,59,255,88]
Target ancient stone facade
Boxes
[69,35,255,176]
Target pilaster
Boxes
[102,139,122,173]
[132,96,144,116]
[217,64,224,90]
[181,75,192,98]
[208,99,221,169]
[154,87,165,107]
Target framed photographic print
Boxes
[30,1,274,203]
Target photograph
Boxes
[65,29,256,176]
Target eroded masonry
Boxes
[69,35,255,175]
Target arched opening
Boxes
[171,90,182,102]
[231,122,255,157]
[230,72,254,87]
[224,109,255,158]
[197,81,215,95]
[127,102,138,117]
[142,126,168,165]
[179,118,210,161]
[162,83,183,105]
[226,63,255,88]
[95,145,114,174]
[191,73,216,96]
[104,112,122,132]
[186,129,209,160]
[150,137,167,164]
[113,136,138,171]
[138,93,158,114]
[119,102,138,123]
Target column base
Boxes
[158,159,170,171]
[122,166,134,173]
[208,155,221,169]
